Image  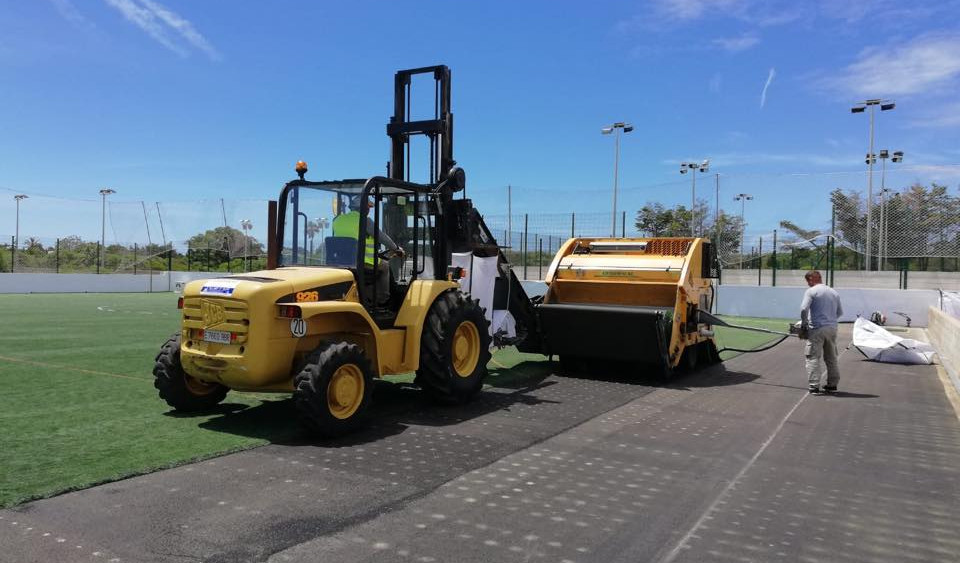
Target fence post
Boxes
[56,238,60,274]
[134,243,138,275]
[903,259,909,290]
[523,214,529,280]
[168,245,173,272]
[758,236,763,286]
[10,236,14,273]
[97,242,101,274]
[538,237,543,280]
[772,230,777,287]
[570,213,575,239]
[187,249,192,271]
[621,211,626,238]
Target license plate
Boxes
[203,330,231,344]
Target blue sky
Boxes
[1,0,959,244]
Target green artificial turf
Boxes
[0,292,791,508]
[713,315,794,361]
[0,293,278,508]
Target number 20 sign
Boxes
[290,318,307,338]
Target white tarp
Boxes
[853,317,938,365]
[452,252,516,340]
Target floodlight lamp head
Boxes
[851,106,865,113]
[879,149,889,159]
[14,194,28,200]
[601,127,613,135]
[99,188,115,196]
[880,102,896,111]
[623,124,634,133]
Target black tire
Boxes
[293,342,375,437]
[153,333,228,412]
[558,355,582,374]
[415,290,492,404]
[679,343,699,373]
[699,340,721,365]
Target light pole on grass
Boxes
[601,122,634,237]
[13,194,28,273]
[240,219,252,271]
[876,150,903,271]
[851,98,895,271]
[98,188,116,274]
[734,193,753,269]
[680,159,710,236]
[316,217,329,262]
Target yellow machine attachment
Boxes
[536,237,720,373]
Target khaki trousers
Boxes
[805,325,840,388]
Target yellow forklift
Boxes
[154,65,724,437]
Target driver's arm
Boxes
[365,217,398,250]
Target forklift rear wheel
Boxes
[153,334,229,412]
[416,291,492,404]
[294,342,375,437]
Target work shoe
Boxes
[823,385,837,394]
[809,386,822,394]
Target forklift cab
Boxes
[276,176,442,319]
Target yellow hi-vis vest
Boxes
[332,211,376,267]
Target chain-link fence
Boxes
[2,168,959,288]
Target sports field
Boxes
[0,292,788,508]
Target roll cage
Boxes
[276,176,451,307]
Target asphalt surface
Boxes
[2,325,959,563]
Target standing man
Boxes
[800,270,843,394]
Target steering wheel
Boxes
[378,248,405,260]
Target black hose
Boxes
[718,333,791,354]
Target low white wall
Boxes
[926,307,960,396]
[715,285,939,327]
[0,272,216,294]
[721,269,960,290]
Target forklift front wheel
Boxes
[294,342,375,437]
[416,291,492,404]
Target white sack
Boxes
[853,317,938,365]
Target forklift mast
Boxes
[387,65,454,187]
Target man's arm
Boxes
[366,217,398,250]
[800,289,812,325]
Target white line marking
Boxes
[659,343,852,563]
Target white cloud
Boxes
[654,0,748,20]
[823,34,960,97]
[708,73,723,93]
[49,0,95,31]
[713,33,760,52]
[103,0,220,60]
[760,67,775,108]
[908,101,960,129]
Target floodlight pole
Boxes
[735,193,752,269]
[680,160,710,236]
[13,194,28,273]
[602,122,633,237]
[99,188,116,274]
[852,99,895,271]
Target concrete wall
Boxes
[926,307,960,396]
[0,272,215,294]
[715,285,939,327]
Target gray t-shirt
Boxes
[800,283,843,329]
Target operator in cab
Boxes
[332,195,404,305]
